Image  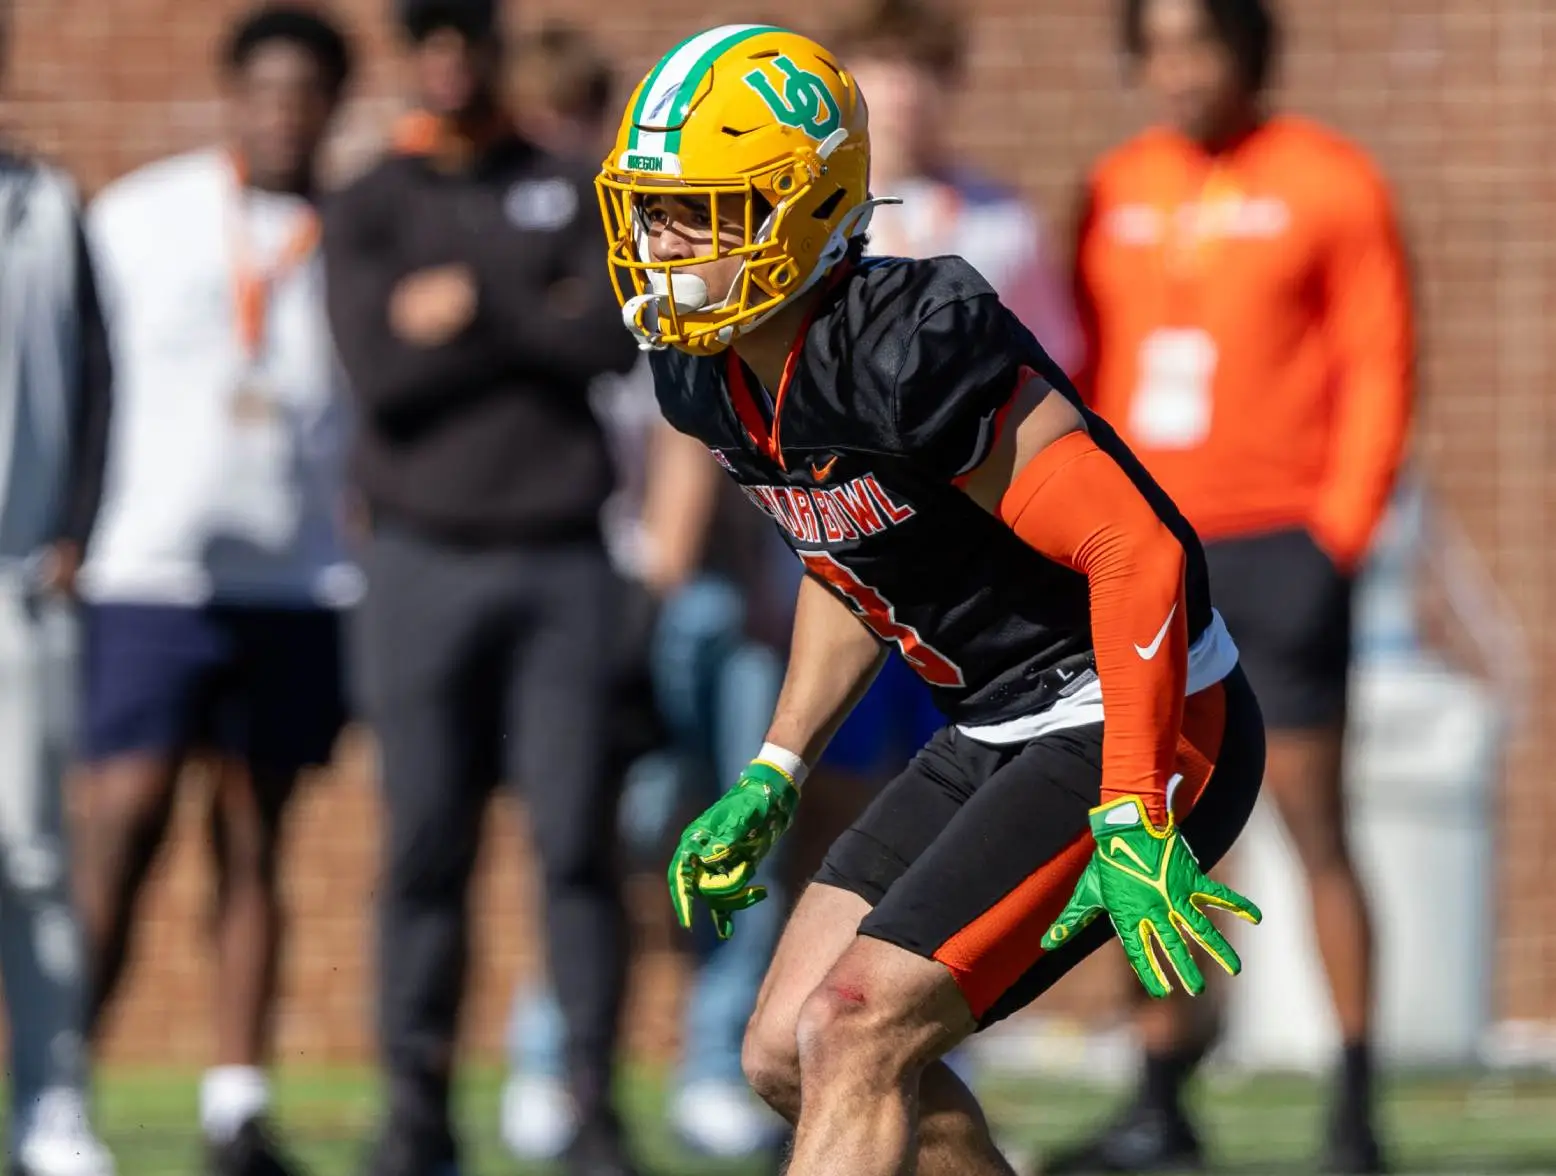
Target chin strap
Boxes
[712,195,901,347]
[621,293,667,351]
[622,191,904,352]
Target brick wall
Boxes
[1,1,1551,1064]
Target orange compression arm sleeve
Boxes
[998,430,1188,826]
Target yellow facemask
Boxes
[597,24,882,356]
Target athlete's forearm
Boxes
[764,571,888,770]
[998,432,1188,826]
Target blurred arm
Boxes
[1068,179,1102,405]
[1309,160,1415,572]
[1000,206,1083,378]
[639,420,721,595]
[467,181,639,384]
[322,179,515,425]
[57,216,113,550]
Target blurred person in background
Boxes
[322,1,639,1172]
[834,0,1081,374]
[0,5,115,1172]
[497,23,789,1164]
[1045,1,1413,1172]
[70,7,357,1175]
[809,0,1082,816]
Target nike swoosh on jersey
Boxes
[810,455,839,481]
[1134,602,1178,660]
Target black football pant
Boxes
[353,521,628,1142]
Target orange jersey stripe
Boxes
[1074,116,1414,569]
[999,430,1188,826]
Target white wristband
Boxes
[755,742,809,788]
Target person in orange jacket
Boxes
[1048,1,1412,1172]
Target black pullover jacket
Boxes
[324,127,638,545]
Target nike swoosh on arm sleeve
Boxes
[997,430,1189,826]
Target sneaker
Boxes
[1036,1100,1205,1173]
[499,1074,575,1160]
[12,1089,115,1176]
[670,1079,785,1159]
[206,1119,305,1176]
[565,1111,641,1176]
[360,1123,459,1176]
[1323,1106,1388,1174]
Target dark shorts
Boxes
[815,665,1265,1026]
[1204,528,1354,730]
[82,602,348,778]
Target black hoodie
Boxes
[323,123,638,545]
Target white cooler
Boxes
[1220,661,1503,1072]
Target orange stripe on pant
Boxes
[932,681,1231,1019]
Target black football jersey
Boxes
[649,256,1213,729]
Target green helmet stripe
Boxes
[661,26,783,154]
[625,24,785,157]
[625,28,703,150]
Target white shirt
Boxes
[588,358,660,580]
[80,148,359,608]
[866,170,1082,376]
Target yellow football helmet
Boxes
[597,24,879,355]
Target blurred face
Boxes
[1137,0,1248,142]
[228,41,338,189]
[640,192,746,305]
[846,55,945,179]
[411,26,499,118]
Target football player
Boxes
[597,25,1267,1176]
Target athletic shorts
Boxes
[81,602,348,778]
[820,653,943,776]
[814,665,1265,1027]
[1203,528,1354,730]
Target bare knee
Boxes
[742,1007,802,1121]
[210,764,289,891]
[1287,811,1355,876]
[795,978,922,1088]
[1271,783,1352,875]
[80,757,177,875]
[1265,733,1354,875]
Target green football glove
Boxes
[1041,795,1262,997]
[668,759,800,940]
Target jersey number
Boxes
[1129,328,1218,449]
[800,552,966,688]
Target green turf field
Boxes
[27,1065,1556,1175]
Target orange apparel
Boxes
[999,429,1190,827]
[226,152,320,363]
[1073,116,1414,571]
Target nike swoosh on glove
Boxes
[1041,795,1262,997]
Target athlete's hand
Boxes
[668,760,800,939]
[1041,795,1262,997]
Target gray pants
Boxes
[353,524,628,1142]
[0,576,86,1109]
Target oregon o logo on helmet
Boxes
[743,54,841,140]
